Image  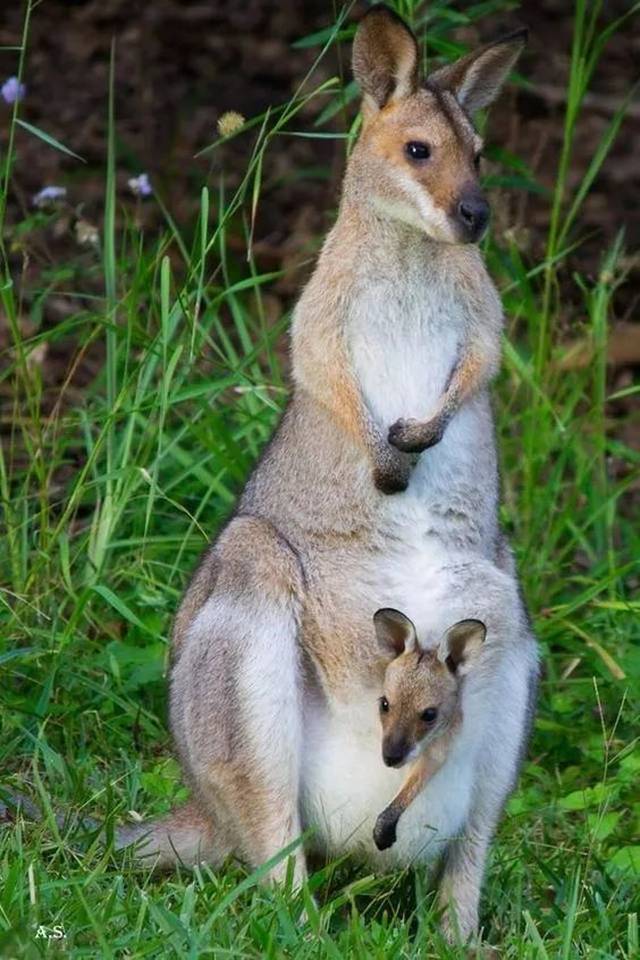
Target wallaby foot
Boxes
[388,415,446,454]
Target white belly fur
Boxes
[351,303,459,428]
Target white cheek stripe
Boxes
[373,167,457,243]
[401,171,454,240]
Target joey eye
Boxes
[421,707,438,724]
[405,141,431,162]
[473,151,482,172]
[379,696,390,714]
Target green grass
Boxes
[1,0,639,956]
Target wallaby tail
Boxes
[1,790,225,870]
[114,800,225,869]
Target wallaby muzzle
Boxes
[455,186,490,243]
[382,733,411,767]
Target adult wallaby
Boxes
[118,7,539,942]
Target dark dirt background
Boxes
[0,0,638,434]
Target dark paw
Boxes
[373,466,409,495]
[388,417,444,454]
[417,418,445,450]
[373,810,398,850]
[387,418,419,452]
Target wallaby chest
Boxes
[350,267,463,427]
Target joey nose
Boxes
[457,193,490,243]
[382,738,408,768]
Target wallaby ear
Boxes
[374,608,417,658]
[429,29,527,114]
[352,6,419,114]
[437,619,486,673]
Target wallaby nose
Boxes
[382,737,408,768]
[457,194,490,243]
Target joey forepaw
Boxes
[373,807,399,850]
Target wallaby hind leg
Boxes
[437,651,538,942]
[170,516,308,887]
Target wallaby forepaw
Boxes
[388,416,444,453]
[388,417,419,451]
[418,417,445,450]
[373,465,409,495]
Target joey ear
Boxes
[374,608,417,658]
[429,29,527,114]
[352,6,419,114]
[437,619,486,673]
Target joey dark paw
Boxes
[388,416,445,453]
[373,809,398,850]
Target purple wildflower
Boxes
[128,173,152,198]
[1,76,26,105]
[32,185,67,208]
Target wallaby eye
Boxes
[473,151,482,171]
[379,696,390,714]
[405,141,431,162]
[421,707,438,724]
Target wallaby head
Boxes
[350,6,527,243]
[374,608,486,768]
